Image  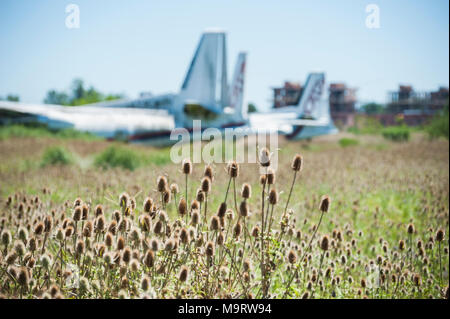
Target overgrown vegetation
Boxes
[382,126,410,142]
[94,146,141,171]
[0,125,99,141]
[425,104,449,140]
[40,146,73,167]
[338,137,359,147]
[0,134,448,299]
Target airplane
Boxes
[248,72,338,140]
[0,30,247,146]
[1,30,337,145]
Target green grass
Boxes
[338,137,359,147]
[382,126,410,142]
[0,124,100,141]
[41,146,73,166]
[94,145,141,170]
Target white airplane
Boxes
[1,30,337,144]
[248,72,338,140]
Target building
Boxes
[386,85,449,126]
[329,83,357,127]
[272,82,303,108]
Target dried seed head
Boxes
[117,236,125,250]
[251,225,260,237]
[73,197,83,207]
[204,165,213,181]
[217,232,225,246]
[150,238,159,251]
[143,197,153,213]
[210,216,220,231]
[157,176,168,193]
[266,168,276,185]
[73,206,82,222]
[44,215,53,233]
[259,147,271,167]
[34,222,44,236]
[154,220,163,235]
[180,228,190,244]
[399,239,406,251]
[436,229,444,242]
[1,230,12,246]
[179,265,189,282]
[170,183,179,195]
[227,161,239,178]
[122,247,131,264]
[217,202,227,218]
[319,195,331,213]
[182,158,192,175]
[163,188,171,204]
[144,250,155,267]
[191,199,200,211]
[17,267,29,287]
[320,235,330,251]
[178,198,187,216]
[141,275,150,291]
[239,201,249,217]
[205,241,215,257]
[291,154,303,172]
[233,222,242,238]
[241,183,252,199]
[81,204,89,220]
[191,210,200,226]
[95,215,106,232]
[268,188,278,205]
[407,223,415,235]
[287,249,297,264]
[94,204,104,217]
[259,175,266,185]
[196,189,205,203]
[83,221,93,237]
[201,177,211,193]
[76,240,85,255]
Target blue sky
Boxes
[0,0,448,111]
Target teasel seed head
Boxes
[141,275,150,291]
[178,198,187,216]
[83,221,93,237]
[268,188,278,205]
[241,183,251,199]
[73,197,82,207]
[204,165,214,181]
[154,220,163,235]
[44,215,53,233]
[163,187,171,204]
[94,204,104,217]
[233,222,242,239]
[76,240,85,255]
[73,206,82,222]
[14,241,25,257]
[17,266,29,287]
[81,204,89,220]
[182,158,193,175]
[239,201,249,217]
[210,216,220,231]
[179,265,189,282]
[180,228,190,244]
[435,229,444,242]
[95,215,105,233]
[266,168,276,185]
[191,210,200,226]
[217,232,225,246]
[205,241,215,257]
[117,236,125,250]
[143,197,153,213]
[287,249,297,264]
[251,225,260,237]
[407,223,415,235]
[201,177,211,193]
[150,238,159,251]
[258,147,271,167]
[144,249,155,267]
[156,176,168,193]
[259,175,266,185]
[319,195,331,213]
[291,154,303,172]
[1,230,12,247]
[320,235,330,251]
[217,202,227,218]
[34,222,44,236]
[196,189,205,203]
[399,239,406,251]
[413,273,421,287]
[227,161,239,178]
[122,247,131,264]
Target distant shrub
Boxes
[41,146,73,166]
[95,146,141,170]
[338,138,359,147]
[425,105,449,140]
[382,126,410,142]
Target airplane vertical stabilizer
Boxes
[229,52,247,119]
[179,30,228,113]
[296,73,326,119]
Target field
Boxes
[0,130,448,299]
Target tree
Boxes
[43,90,70,105]
[0,94,20,102]
[361,102,385,114]
[248,103,257,113]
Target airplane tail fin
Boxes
[229,52,247,119]
[179,30,228,113]
[296,73,327,120]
